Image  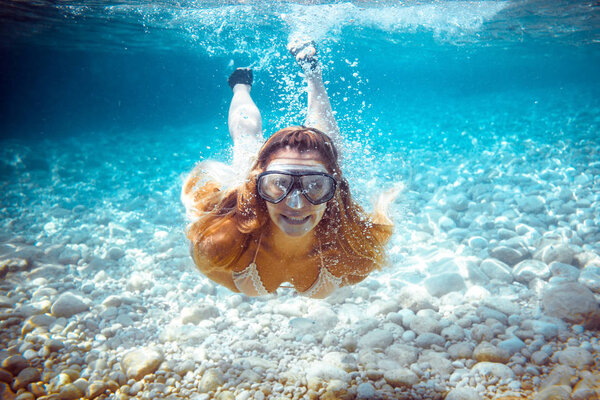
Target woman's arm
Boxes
[191,244,240,292]
[190,223,245,293]
[371,182,405,226]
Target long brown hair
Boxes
[182,126,388,271]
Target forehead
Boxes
[266,147,327,171]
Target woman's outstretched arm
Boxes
[372,182,405,226]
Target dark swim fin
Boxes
[228,68,253,89]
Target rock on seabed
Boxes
[121,347,164,380]
[542,282,600,327]
[445,387,481,400]
[424,272,466,297]
[50,292,90,318]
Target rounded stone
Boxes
[120,348,164,380]
[0,368,11,383]
[542,282,600,327]
[480,258,513,282]
[555,347,593,369]
[1,355,28,375]
[448,342,474,360]
[198,369,224,393]
[441,324,465,341]
[13,367,41,390]
[531,351,549,365]
[409,316,442,335]
[341,336,357,352]
[471,324,494,342]
[86,381,107,399]
[15,392,35,400]
[383,368,418,387]
[0,383,16,400]
[424,273,466,297]
[439,216,456,231]
[473,342,510,364]
[533,385,571,400]
[470,362,515,379]
[445,387,480,400]
[358,329,394,350]
[550,262,580,282]
[356,382,376,399]
[513,260,551,283]
[527,320,559,339]
[386,343,419,365]
[498,337,526,355]
[58,383,85,400]
[447,194,469,211]
[181,305,219,324]
[538,244,575,265]
[579,266,600,292]
[397,286,438,312]
[415,333,445,348]
[468,236,488,249]
[107,247,125,260]
[489,246,527,267]
[101,296,123,308]
[517,195,545,213]
[45,339,65,353]
[51,293,90,318]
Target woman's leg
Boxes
[228,84,262,142]
[227,68,263,169]
[288,40,341,143]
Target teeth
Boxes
[283,215,308,223]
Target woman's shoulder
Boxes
[200,219,241,249]
[194,219,247,266]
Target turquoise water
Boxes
[1,1,600,399]
[2,0,599,205]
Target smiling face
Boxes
[263,148,330,238]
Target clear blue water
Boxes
[2,0,599,141]
[2,0,599,200]
[1,2,600,397]
[1,0,599,254]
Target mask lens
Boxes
[300,174,336,204]
[258,173,293,203]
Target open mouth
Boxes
[281,215,310,225]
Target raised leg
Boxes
[227,68,262,143]
[288,39,341,143]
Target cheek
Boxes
[313,204,327,221]
[266,203,278,219]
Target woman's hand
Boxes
[373,182,405,224]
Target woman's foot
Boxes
[228,68,253,90]
[287,38,320,73]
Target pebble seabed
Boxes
[1,128,600,400]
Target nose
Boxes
[285,188,306,209]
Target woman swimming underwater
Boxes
[182,39,401,298]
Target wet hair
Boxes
[183,126,388,272]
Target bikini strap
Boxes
[317,238,325,269]
[252,233,263,263]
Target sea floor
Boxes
[1,117,599,399]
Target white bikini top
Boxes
[232,235,342,299]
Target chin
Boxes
[278,219,314,237]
